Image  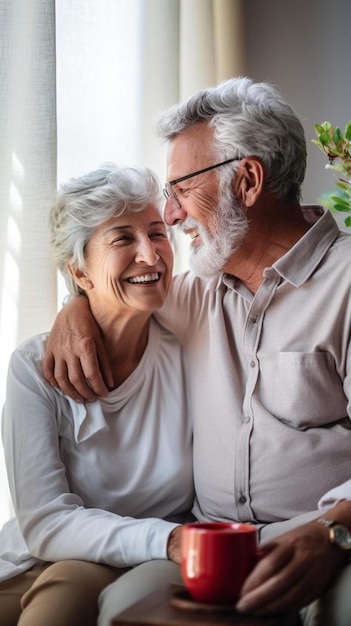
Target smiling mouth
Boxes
[184,228,199,240]
[184,227,202,248]
[127,272,161,284]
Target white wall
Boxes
[242,0,351,209]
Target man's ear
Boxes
[66,261,94,291]
[232,157,264,207]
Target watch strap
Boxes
[315,517,337,528]
[315,517,351,552]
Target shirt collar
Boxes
[272,206,340,287]
[222,205,340,290]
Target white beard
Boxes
[179,192,248,278]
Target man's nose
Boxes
[164,197,187,226]
[135,240,160,265]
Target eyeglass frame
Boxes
[162,158,238,208]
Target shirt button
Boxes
[249,360,255,368]
[243,415,251,423]
[238,496,247,505]
[252,316,258,324]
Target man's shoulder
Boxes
[329,230,351,263]
[335,230,351,249]
[155,272,224,340]
[170,270,223,300]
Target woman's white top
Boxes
[0,318,194,581]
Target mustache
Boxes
[179,216,201,233]
[178,216,212,240]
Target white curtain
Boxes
[180,0,244,98]
[0,0,57,525]
[0,0,244,526]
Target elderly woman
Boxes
[0,164,194,626]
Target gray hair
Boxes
[157,76,306,202]
[49,163,162,295]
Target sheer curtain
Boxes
[0,0,57,526]
[0,0,244,527]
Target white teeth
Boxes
[128,273,160,284]
[185,228,199,240]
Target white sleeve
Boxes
[1,343,178,567]
[318,480,351,512]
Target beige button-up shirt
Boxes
[160,206,351,541]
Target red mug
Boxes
[181,521,259,605]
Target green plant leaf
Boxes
[318,132,330,147]
[314,124,326,136]
[335,181,351,191]
[311,139,324,149]
[313,119,351,222]
[327,163,343,174]
[334,127,343,145]
[333,203,351,213]
[330,195,350,206]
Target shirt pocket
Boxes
[258,351,347,429]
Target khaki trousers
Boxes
[0,560,129,626]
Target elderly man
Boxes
[43,77,351,625]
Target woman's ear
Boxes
[66,261,94,291]
[232,157,264,207]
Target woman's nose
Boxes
[135,240,160,265]
[164,197,187,226]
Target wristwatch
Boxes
[316,518,351,552]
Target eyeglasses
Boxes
[163,158,237,209]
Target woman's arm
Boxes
[4,339,180,567]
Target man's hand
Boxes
[235,520,347,615]
[42,295,113,402]
[167,526,183,564]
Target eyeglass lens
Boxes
[163,158,238,209]
[163,182,181,208]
